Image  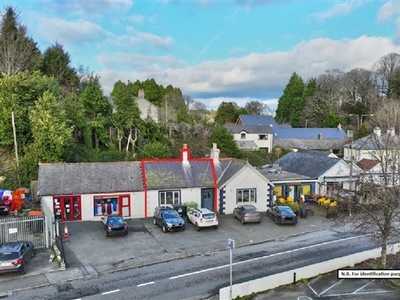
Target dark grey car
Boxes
[266,205,298,225]
[153,205,185,233]
[0,241,36,274]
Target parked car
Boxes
[101,215,128,237]
[233,204,261,224]
[266,205,298,225]
[153,205,185,233]
[186,208,218,230]
[0,189,12,215]
[0,241,36,274]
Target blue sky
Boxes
[4,0,400,110]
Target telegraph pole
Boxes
[11,111,20,186]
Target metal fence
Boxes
[0,215,51,248]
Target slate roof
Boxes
[38,161,143,196]
[236,115,279,127]
[343,133,400,150]
[142,160,215,190]
[274,127,347,139]
[235,140,259,150]
[258,168,313,182]
[215,159,247,186]
[276,149,342,178]
[274,138,347,150]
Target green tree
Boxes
[275,72,305,125]
[40,42,79,92]
[214,102,242,124]
[0,6,41,75]
[211,125,240,158]
[141,141,172,159]
[81,80,112,150]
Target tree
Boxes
[81,80,112,150]
[211,124,240,158]
[0,6,41,75]
[214,102,242,124]
[40,42,79,92]
[275,72,305,125]
[245,101,268,115]
[373,52,400,98]
[141,141,172,159]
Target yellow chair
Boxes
[330,201,337,207]
[323,199,331,207]
[318,197,325,206]
[278,197,285,205]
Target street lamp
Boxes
[348,114,359,131]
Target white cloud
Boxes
[98,35,400,106]
[378,0,400,22]
[194,96,279,111]
[137,32,174,50]
[309,0,364,22]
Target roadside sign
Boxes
[227,238,235,250]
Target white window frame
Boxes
[159,190,180,205]
[236,188,256,203]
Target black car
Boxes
[0,241,36,274]
[153,205,185,233]
[101,215,129,237]
[266,205,298,225]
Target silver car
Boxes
[233,205,261,224]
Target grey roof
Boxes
[276,149,342,178]
[143,160,215,190]
[215,159,247,186]
[258,168,313,182]
[343,133,400,150]
[274,138,347,150]
[38,161,143,196]
[224,125,274,134]
[236,115,279,127]
[235,140,259,150]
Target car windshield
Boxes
[0,252,19,260]
[108,217,125,226]
[162,210,179,219]
[279,207,294,215]
[202,213,216,219]
[245,207,258,214]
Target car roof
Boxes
[241,204,257,209]
[0,241,25,252]
[156,205,174,210]
[196,208,214,213]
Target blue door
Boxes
[201,189,214,211]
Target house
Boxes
[38,144,274,223]
[215,157,274,214]
[343,127,400,163]
[38,161,145,222]
[136,89,159,123]
[224,124,274,152]
[275,149,360,197]
[258,165,318,202]
[234,115,348,152]
[142,144,218,217]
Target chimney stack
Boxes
[138,88,144,98]
[210,143,220,165]
[180,144,190,165]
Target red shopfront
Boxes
[53,195,82,221]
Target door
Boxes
[53,196,82,221]
[201,189,214,211]
[119,195,130,217]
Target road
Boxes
[9,229,379,300]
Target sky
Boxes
[3,0,400,111]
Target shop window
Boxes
[94,197,119,216]
[159,190,180,205]
[236,189,256,203]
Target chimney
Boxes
[180,144,190,165]
[374,126,381,137]
[210,143,220,165]
[138,88,144,98]
[387,127,395,137]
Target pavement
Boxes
[1,203,399,299]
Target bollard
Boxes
[293,272,296,283]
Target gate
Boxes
[0,215,51,248]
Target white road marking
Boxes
[306,283,318,296]
[102,289,119,295]
[318,279,343,296]
[137,281,155,287]
[168,235,369,280]
[352,280,374,294]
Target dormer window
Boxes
[241,133,246,139]
[259,134,267,140]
